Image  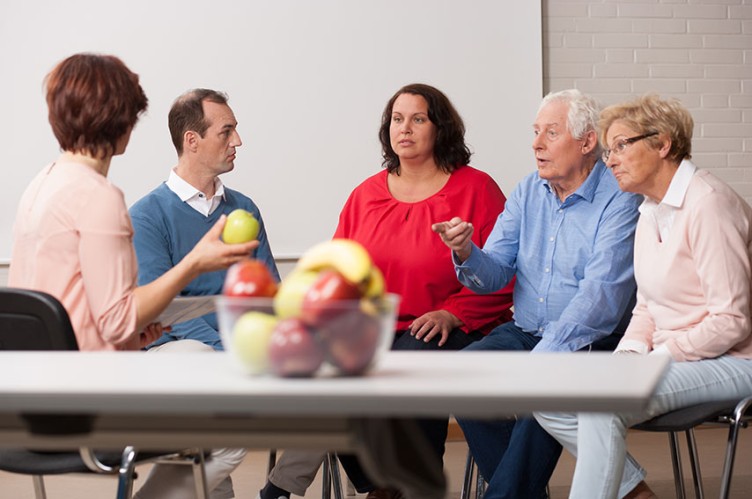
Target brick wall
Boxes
[543,0,752,202]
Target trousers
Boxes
[535,354,752,499]
[133,339,246,499]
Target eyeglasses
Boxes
[602,132,658,162]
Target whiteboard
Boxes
[0,0,541,261]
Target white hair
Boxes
[539,89,602,155]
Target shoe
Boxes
[256,493,288,499]
[365,488,405,499]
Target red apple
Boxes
[319,309,381,376]
[223,259,278,297]
[300,270,362,326]
[268,318,325,377]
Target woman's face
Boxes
[389,93,436,164]
[604,121,662,196]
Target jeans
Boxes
[535,355,752,499]
[458,321,562,499]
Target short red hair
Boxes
[45,53,148,158]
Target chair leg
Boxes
[684,429,704,499]
[460,448,474,499]
[322,453,332,499]
[32,475,47,499]
[191,451,210,499]
[327,453,344,499]
[116,446,138,499]
[719,398,751,499]
[267,449,277,476]
[668,432,687,499]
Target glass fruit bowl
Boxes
[216,293,399,377]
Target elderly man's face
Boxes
[532,100,589,188]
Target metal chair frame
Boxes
[632,396,752,499]
[0,287,210,499]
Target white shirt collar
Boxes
[638,160,696,243]
[661,159,696,208]
[165,169,226,216]
[638,159,696,214]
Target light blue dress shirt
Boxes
[455,161,641,352]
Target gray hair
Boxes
[539,89,602,155]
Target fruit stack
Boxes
[216,239,399,377]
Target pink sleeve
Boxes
[619,290,653,351]
[77,186,139,347]
[666,193,752,361]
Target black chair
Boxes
[632,396,752,499]
[0,287,209,499]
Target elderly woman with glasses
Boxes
[535,94,752,499]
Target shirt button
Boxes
[549,237,554,242]
[538,327,544,332]
[545,267,550,273]
[558,209,563,214]
[539,297,544,303]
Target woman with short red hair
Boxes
[9,53,255,498]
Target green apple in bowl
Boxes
[232,311,278,374]
[222,209,260,244]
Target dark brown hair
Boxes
[168,89,229,156]
[378,83,471,174]
[46,53,148,158]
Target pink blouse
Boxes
[621,165,752,361]
[9,161,140,351]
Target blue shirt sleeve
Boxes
[454,184,522,292]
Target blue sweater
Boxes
[129,183,280,350]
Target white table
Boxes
[0,350,669,498]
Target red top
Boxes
[334,165,514,334]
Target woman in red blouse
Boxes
[336,84,513,498]
[260,84,514,499]
[336,83,513,350]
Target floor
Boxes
[1,426,750,498]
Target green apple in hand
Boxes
[222,209,260,244]
[232,311,278,373]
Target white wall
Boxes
[0,0,541,262]
[543,0,752,203]
[3,0,751,283]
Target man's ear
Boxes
[184,131,199,153]
[581,130,598,155]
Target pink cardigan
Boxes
[9,161,140,351]
[621,165,752,361]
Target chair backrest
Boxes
[0,287,78,351]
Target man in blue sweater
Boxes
[130,88,279,352]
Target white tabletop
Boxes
[0,350,668,417]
